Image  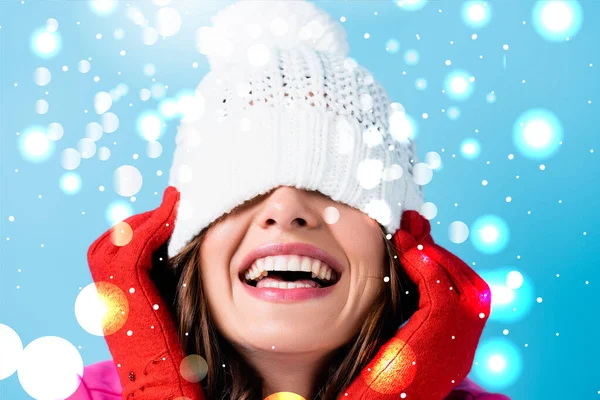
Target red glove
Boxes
[339,210,492,400]
[87,186,204,399]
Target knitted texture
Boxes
[167,0,425,258]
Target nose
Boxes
[255,186,321,232]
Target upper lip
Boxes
[238,242,344,279]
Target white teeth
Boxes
[274,256,287,271]
[300,257,312,272]
[318,264,327,280]
[244,255,337,283]
[287,256,300,271]
[260,280,320,289]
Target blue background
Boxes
[1,0,599,399]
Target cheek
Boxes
[335,214,384,266]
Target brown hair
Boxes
[167,211,419,400]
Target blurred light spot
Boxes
[412,163,432,185]
[78,138,97,159]
[18,336,83,399]
[47,122,64,141]
[59,172,82,195]
[365,199,392,227]
[506,271,524,290]
[151,83,166,99]
[0,324,23,380]
[86,122,104,141]
[420,202,438,220]
[143,26,159,45]
[449,221,469,244]
[102,112,120,133]
[140,88,151,101]
[46,18,59,33]
[403,49,420,65]
[78,60,91,73]
[460,138,481,159]
[447,106,461,120]
[94,91,112,114]
[89,0,117,16]
[147,140,163,158]
[156,7,182,37]
[159,98,179,119]
[34,67,51,86]
[180,354,208,383]
[389,112,418,142]
[513,108,563,160]
[30,28,62,58]
[137,111,164,141]
[393,0,428,11]
[323,206,340,224]
[357,159,383,190]
[386,38,400,54]
[264,393,306,400]
[61,148,81,170]
[472,337,522,390]
[532,0,583,41]
[461,1,492,28]
[106,201,134,225]
[382,164,403,181]
[75,282,129,336]
[444,70,475,101]
[415,78,427,90]
[470,214,510,254]
[114,28,125,40]
[19,128,55,163]
[98,146,111,161]
[425,151,441,169]
[36,99,49,114]
[114,165,143,197]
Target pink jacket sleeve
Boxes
[68,361,511,400]
[67,361,121,400]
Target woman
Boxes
[70,1,511,399]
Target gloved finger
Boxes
[394,211,467,301]
[422,241,492,309]
[397,237,462,304]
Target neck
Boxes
[236,345,335,399]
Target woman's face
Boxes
[199,185,386,355]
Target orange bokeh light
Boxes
[95,281,129,336]
[264,393,306,400]
[110,221,133,247]
[362,338,417,395]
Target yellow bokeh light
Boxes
[362,338,417,395]
[264,393,306,400]
[96,281,129,336]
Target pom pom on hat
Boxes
[196,0,350,71]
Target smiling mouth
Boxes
[243,270,338,289]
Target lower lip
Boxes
[241,280,338,302]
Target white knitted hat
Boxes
[167,0,425,258]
